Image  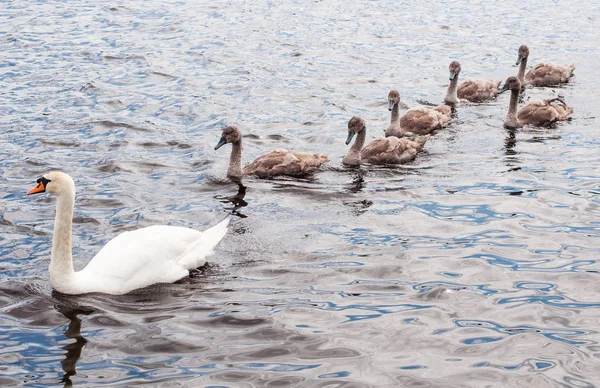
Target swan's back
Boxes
[457,79,501,102]
[399,108,438,135]
[517,100,559,126]
[75,219,230,294]
[243,149,329,178]
[516,97,573,127]
[525,63,576,86]
[361,135,429,165]
[400,106,450,135]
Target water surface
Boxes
[1,0,600,386]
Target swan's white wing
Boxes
[74,219,229,294]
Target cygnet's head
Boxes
[516,45,529,65]
[449,61,461,80]
[215,125,242,150]
[27,171,75,197]
[498,76,522,94]
[387,90,401,111]
[345,116,366,145]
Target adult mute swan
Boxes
[498,76,573,129]
[215,125,329,179]
[345,116,429,166]
[27,171,230,295]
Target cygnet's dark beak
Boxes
[387,100,395,111]
[449,71,456,80]
[497,83,510,95]
[214,136,228,150]
[516,56,522,66]
[345,131,355,145]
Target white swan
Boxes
[27,171,230,295]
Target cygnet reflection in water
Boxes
[214,181,248,218]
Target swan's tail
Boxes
[177,217,231,269]
[203,217,231,244]
[414,135,430,148]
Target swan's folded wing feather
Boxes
[457,80,480,101]
[399,108,438,135]
[244,150,328,177]
[361,137,423,165]
[458,80,500,102]
[78,225,203,289]
[290,151,329,168]
[243,150,299,176]
[549,101,573,120]
[175,217,230,269]
[526,63,573,86]
[397,136,429,163]
[517,101,558,125]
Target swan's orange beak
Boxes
[27,182,46,195]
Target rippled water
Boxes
[1,0,600,386]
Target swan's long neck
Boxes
[504,89,520,128]
[444,76,459,105]
[517,57,528,84]
[50,189,76,290]
[391,103,399,125]
[385,103,401,137]
[228,140,244,179]
[343,130,365,165]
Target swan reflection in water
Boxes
[342,168,373,216]
[54,301,94,387]
[347,168,366,194]
[215,180,248,218]
[505,129,517,156]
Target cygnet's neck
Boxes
[517,57,528,84]
[343,130,365,166]
[444,75,459,105]
[384,103,402,137]
[227,140,244,179]
[50,189,76,292]
[504,88,521,128]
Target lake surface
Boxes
[1,0,599,386]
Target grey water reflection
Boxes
[54,303,93,388]
[215,182,248,218]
